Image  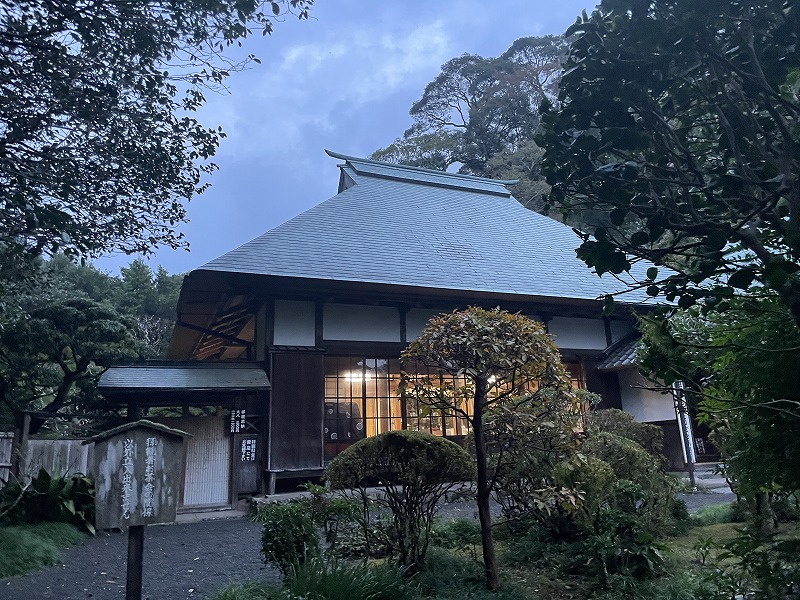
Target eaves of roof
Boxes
[198,151,652,305]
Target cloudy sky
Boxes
[95,0,595,275]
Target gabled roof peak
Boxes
[325,149,517,197]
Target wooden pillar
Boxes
[126,525,144,600]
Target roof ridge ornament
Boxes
[324,149,518,186]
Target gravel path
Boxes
[2,517,280,600]
[2,490,735,600]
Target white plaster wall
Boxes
[618,369,676,423]
[547,316,608,350]
[323,304,401,342]
[609,319,636,343]
[273,300,316,346]
[406,309,444,341]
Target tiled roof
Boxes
[99,363,270,392]
[200,150,649,303]
[597,335,640,371]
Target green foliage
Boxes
[690,503,740,527]
[373,36,568,215]
[255,501,320,575]
[579,497,668,582]
[0,0,312,267]
[638,297,800,506]
[484,391,586,537]
[210,581,283,600]
[299,482,360,552]
[414,547,531,600]
[430,519,482,550]
[552,456,616,532]
[0,521,85,578]
[402,307,575,590]
[285,557,416,600]
[540,0,800,317]
[0,469,96,533]
[325,430,473,571]
[584,409,665,459]
[696,528,800,599]
[583,433,674,535]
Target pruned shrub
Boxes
[325,430,474,572]
[583,432,674,535]
[553,455,615,530]
[255,501,320,575]
[584,408,665,460]
[482,387,584,535]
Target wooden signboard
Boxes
[85,420,191,600]
[88,420,190,529]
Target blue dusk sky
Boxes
[95,0,595,276]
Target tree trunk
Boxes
[472,378,501,591]
[28,369,80,434]
[751,491,777,538]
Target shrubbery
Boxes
[584,408,665,460]
[0,468,95,533]
[254,501,320,574]
[325,430,474,572]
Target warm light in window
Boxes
[343,371,372,382]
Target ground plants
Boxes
[0,468,95,533]
[0,521,85,578]
[253,500,319,574]
[696,527,800,599]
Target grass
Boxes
[689,501,738,526]
[210,580,282,600]
[0,521,85,579]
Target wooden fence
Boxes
[0,432,12,484]
[0,435,93,486]
[23,438,93,479]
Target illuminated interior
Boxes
[323,356,586,461]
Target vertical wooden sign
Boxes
[86,420,191,600]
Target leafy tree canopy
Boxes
[0,257,183,430]
[637,295,800,499]
[373,35,567,212]
[539,0,800,318]
[402,307,575,591]
[0,0,311,271]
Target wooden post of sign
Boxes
[127,524,144,600]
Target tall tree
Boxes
[539,0,800,319]
[373,35,568,193]
[0,286,138,431]
[402,307,574,591]
[0,0,312,274]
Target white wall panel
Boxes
[406,309,444,341]
[609,319,636,343]
[618,370,676,423]
[547,316,608,350]
[324,304,401,342]
[274,300,316,346]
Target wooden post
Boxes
[12,413,31,478]
[127,525,144,600]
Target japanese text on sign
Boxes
[121,438,134,519]
[241,438,257,461]
[143,437,157,517]
[230,409,246,433]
